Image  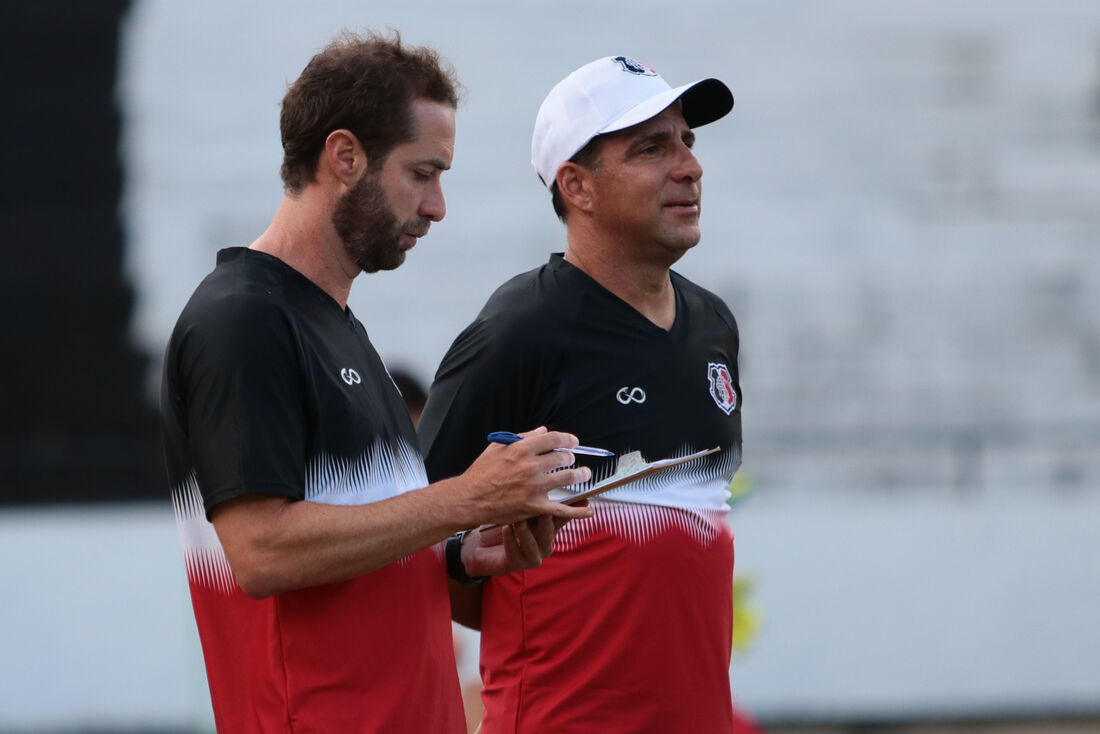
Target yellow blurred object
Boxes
[727,471,753,505]
[732,574,761,656]
[728,471,761,655]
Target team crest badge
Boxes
[707,362,737,415]
[612,56,658,76]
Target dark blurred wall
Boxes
[0,1,164,503]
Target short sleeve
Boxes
[418,315,546,483]
[168,292,307,515]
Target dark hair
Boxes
[279,30,461,193]
[388,367,428,425]
[549,134,607,223]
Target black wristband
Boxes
[445,530,488,585]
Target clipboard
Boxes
[479,446,721,531]
[556,446,721,505]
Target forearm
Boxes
[215,480,480,597]
[214,431,592,598]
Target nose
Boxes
[420,180,446,222]
[674,144,703,183]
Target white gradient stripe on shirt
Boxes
[172,436,431,591]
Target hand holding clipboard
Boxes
[480,432,720,530]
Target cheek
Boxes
[392,186,422,220]
[596,175,639,212]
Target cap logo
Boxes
[612,56,658,77]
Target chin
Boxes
[665,232,701,252]
[380,252,407,272]
[358,252,406,274]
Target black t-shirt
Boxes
[420,252,742,498]
[159,247,465,733]
[417,253,743,733]
[161,247,420,515]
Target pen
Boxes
[487,431,614,457]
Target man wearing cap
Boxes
[419,55,743,732]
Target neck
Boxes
[250,192,357,309]
[564,231,677,331]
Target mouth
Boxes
[664,199,700,214]
[402,228,429,248]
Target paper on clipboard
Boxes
[556,446,720,505]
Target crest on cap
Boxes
[612,56,658,76]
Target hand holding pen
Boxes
[458,428,593,526]
[487,431,614,457]
[452,427,594,581]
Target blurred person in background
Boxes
[160,30,591,733]
[420,55,743,733]
[389,366,429,427]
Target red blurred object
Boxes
[732,703,765,734]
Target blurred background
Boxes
[2,0,1098,732]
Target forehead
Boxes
[606,103,690,145]
[390,99,456,165]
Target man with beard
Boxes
[160,31,592,734]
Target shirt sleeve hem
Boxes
[203,482,303,519]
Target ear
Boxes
[556,162,595,216]
[322,129,367,187]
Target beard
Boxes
[331,171,428,274]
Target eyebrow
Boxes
[626,128,696,154]
[415,157,451,172]
[631,130,672,150]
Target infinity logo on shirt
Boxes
[616,386,647,404]
[341,368,362,385]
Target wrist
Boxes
[445,530,488,585]
[434,476,489,531]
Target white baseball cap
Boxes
[531,55,734,188]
